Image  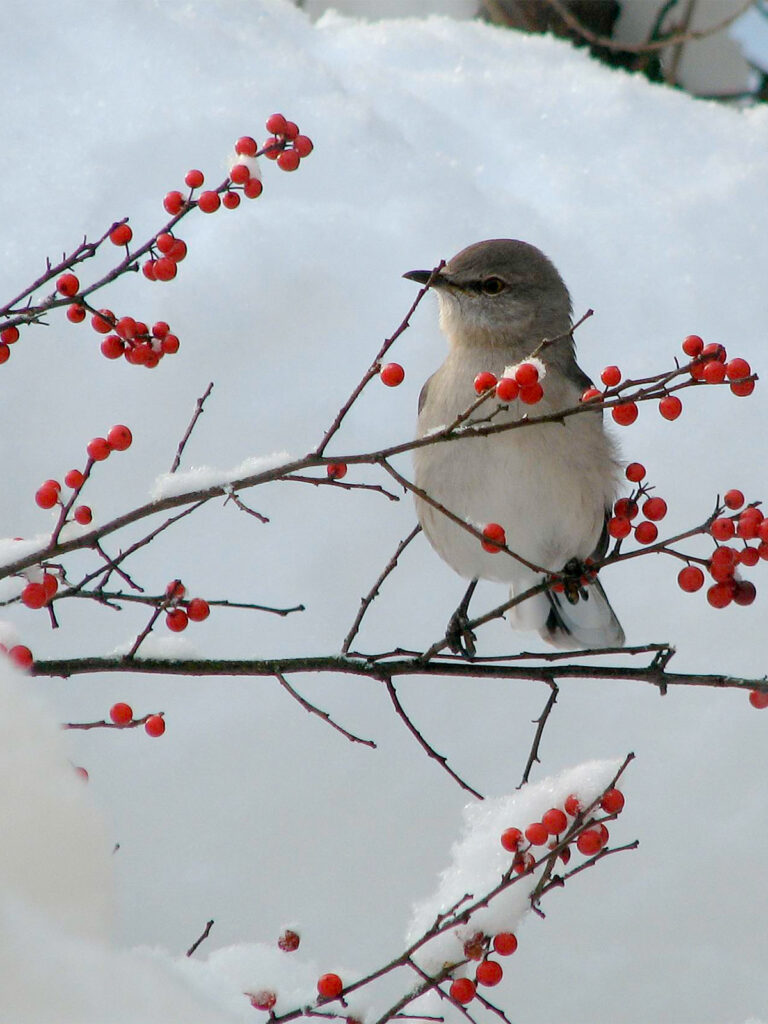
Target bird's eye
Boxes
[481,276,505,295]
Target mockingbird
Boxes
[404,238,625,654]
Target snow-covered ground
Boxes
[1,2,767,1021]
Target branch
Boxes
[186,919,214,957]
[519,683,559,787]
[274,671,376,747]
[170,382,214,473]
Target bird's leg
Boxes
[559,558,594,604]
[445,578,479,658]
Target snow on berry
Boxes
[405,759,626,972]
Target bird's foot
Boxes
[445,607,477,659]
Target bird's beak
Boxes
[403,269,440,286]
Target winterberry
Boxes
[277,150,300,172]
[166,580,186,599]
[244,178,263,199]
[317,973,343,999]
[515,362,539,386]
[166,609,189,632]
[21,582,47,609]
[230,163,251,184]
[249,991,276,1011]
[749,690,768,709]
[642,497,667,521]
[581,387,602,402]
[222,190,241,209]
[235,136,258,157]
[600,365,621,387]
[42,572,58,600]
[519,382,544,404]
[161,334,180,354]
[625,462,646,483]
[8,645,33,669]
[678,566,704,592]
[109,223,133,246]
[733,580,757,606]
[525,822,549,846]
[263,136,282,158]
[600,788,625,814]
[283,121,299,140]
[107,424,132,451]
[635,521,658,545]
[35,484,59,509]
[265,113,288,134]
[156,233,175,254]
[1,325,20,344]
[726,358,751,381]
[739,547,759,567]
[67,304,86,323]
[153,257,177,281]
[614,498,638,520]
[87,437,111,461]
[74,505,92,525]
[496,377,519,401]
[145,714,166,737]
[278,929,300,952]
[380,362,405,387]
[65,469,85,489]
[724,489,745,511]
[463,932,485,960]
[56,273,79,297]
[152,321,170,339]
[474,371,497,394]
[612,402,638,426]
[703,361,726,384]
[198,190,220,213]
[142,261,157,281]
[682,334,703,357]
[187,598,210,622]
[0,343,9,364]
[576,829,603,855]
[564,794,582,816]
[327,463,348,480]
[109,702,133,726]
[294,135,314,157]
[449,978,475,1005]
[659,395,682,420]
[493,932,518,956]
[608,516,631,540]
[163,190,184,215]
[512,851,535,874]
[707,582,733,608]
[500,827,523,852]
[100,335,124,359]
[730,379,755,397]
[185,169,204,189]
[91,309,115,334]
[475,960,503,987]
[542,807,568,835]
[710,517,735,541]
[481,522,506,553]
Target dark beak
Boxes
[403,269,436,286]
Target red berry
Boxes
[277,150,300,172]
[564,794,582,816]
[263,135,282,158]
[317,973,343,1000]
[109,702,133,726]
[380,362,405,387]
[481,522,506,553]
[244,178,264,199]
[542,807,568,835]
[600,788,625,814]
[449,978,476,1005]
[56,273,80,297]
[100,334,124,359]
[153,257,177,281]
[726,357,751,381]
[166,608,189,632]
[74,766,89,781]
[496,377,519,401]
[161,334,180,354]
[42,572,58,600]
[235,136,258,156]
[500,827,523,852]
[198,190,221,213]
[600,365,621,387]
[625,462,646,483]
[677,566,704,592]
[283,121,299,140]
[724,489,745,511]
[739,546,759,567]
[166,580,186,599]
[682,334,703,357]
[230,163,251,184]
[703,361,726,384]
[462,932,485,960]
[65,469,85,489]
[614,498,638,520]
[187,598,210,622]
[145,714,166,737]
[707,582,734,608]
[107,424,132,451]
[87,437,111,462]
[474,371,497,394]
[8,645,33,669]
[581,387,602,402]
[265,113,288,135]
[475,960,503,987]
[738,509,763,540]
[294,135,314,157]
[525,821,549,846]
[702,342,727,363]
[493,932,518,956]
[730,379,755,397]
[608,516,631,540]
[278,929,300,952]
[635,521,658,545]
[512,851,536,874]
[612,402,638,426]
[749,690,768,709]
[35,484,59,509]
[222,190,241,209]
[659,395,682,420]
[642,497,667,521]
[156,233,175,254]
[21,582,47,609]
[74,505,92,525]
[327,463,348,480]
[710,517,735,541]
[0,343,10,364]
[142,260,157,281]
[576,829,603,855]
[152,321,170,339]
[115,316,137,340]
[185,169,204,189]
[519,382,544,404]
[163,190,184,215]
[1,325,20,344]
[67,304,86,323]
[109,223,132,246]
[515,362,539,386]
[733,580,757,606]
[249,991,277,1011]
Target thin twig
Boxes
[171,383,214,473]
[519,683,559,787]
[186,919,214,957]
[283,474,400,502]
[274,671,376,747]
[342,525,422,654]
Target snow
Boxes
[150,452,293,500]
[1,2,768,1023]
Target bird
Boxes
[404,239,625,653]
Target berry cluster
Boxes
[473,360,545,406]
[88,309,181,368]
[261,112,314,173]
[607,462,668,547]
[163,580,211,633]
[449,786,626,1006]
[109,701,166,737]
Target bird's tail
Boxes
[508,576,625,651]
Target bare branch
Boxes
[274,671,376,747]
[171,382,214,473]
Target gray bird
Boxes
[404,239,625,653]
